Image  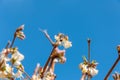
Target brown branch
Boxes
[39,29,54,46]
[104,56,120,80]
[41,47,56,78]
[40,29,59,78]
[5,41,10,49]
[48,57,55,72]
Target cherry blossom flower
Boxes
[15,24,25,40]
[79,63,88,74]
[54,33,72,48]
[63,40,72,49]
[0,60,13,78]
[0,49,11,62]
[0,49,11,72]
[10,50,24,66]
[79,56,98,77]
[113,72,120,80]
[88,67,98,76]
[0,48,25,79]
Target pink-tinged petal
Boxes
[55,47,65,55]
[16,24,24,31]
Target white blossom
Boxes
[0,49,10,62]
[88,67,98,76]
[16,24,25,40]
[79,63,88,73]
[11,51,24,66]
[54,33,72,48]
[79,58,98,77]
[63,41,72,48]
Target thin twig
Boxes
[5,41,10,49]
[23,71,31,80]
[104,46,120,80]
[88,38,91,63]
[39,29,54,46]
[10,35,16,48]
[87,38,91,80]
[104,56,120,80]
[17,68,31,80]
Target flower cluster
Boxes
[54,33,72,48]
[79,56,98,77]
[0,25,26,79]
[1,27,73,80]
[113,72,120,80]
[0,48,24,79]
[31,31,72,80]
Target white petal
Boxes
[5,57,10,62]
[63,41,72,48]
[53,59,59,63]
[12,51,24,61]
[5,64,12,73]
[14,61,21,66]
[89,68,98,76]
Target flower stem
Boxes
[87,39,91,80]
[81,73,87,80]
[39,29,54,46]
[10,35,16,48]
[87,76,91,80]
[10,35,16,76]
[23,71,31,80]
[17,68,31,80]
[88,38,91,64]
[5,41,10,49]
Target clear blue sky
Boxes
[0,0,120,80]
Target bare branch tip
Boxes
[39,28,43,32]
[39,28,47,33]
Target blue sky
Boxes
[0,0,120,80]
